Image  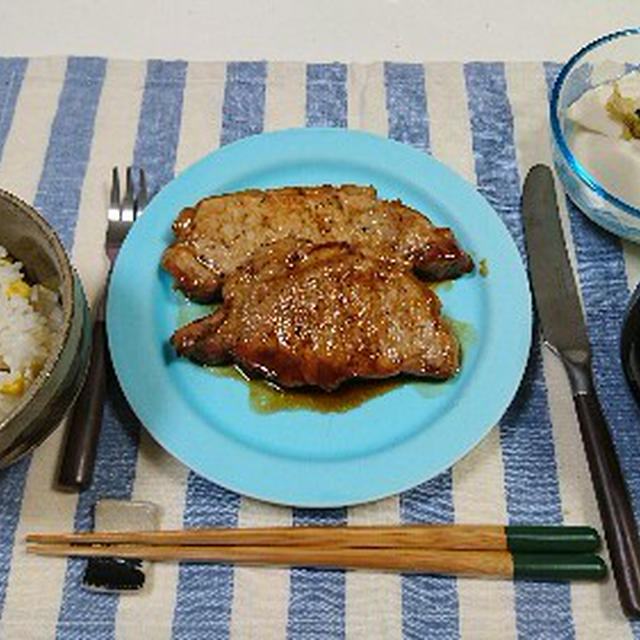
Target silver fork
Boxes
[107,166,147,264]
[58,167,148,490]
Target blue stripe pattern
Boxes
[306,63,347,128]
[11,55,106,632]
[34,58,106,251]
[0,57,29,624]
[465,62,575,639]
[285,62,349,640]
[288,509,347,640]
[0,460,29,623]
[400,474,459,640]
[0,58,27,166]
[172,60,266,640]
[134,60,189,193]
[2,56,638,637]
[545,62,640,639]
[172,481,242,639]
[384,62,429,153]
[3,55,105,636]
[384,62,459,640]
[220,61,267,147]
[55,59,187,639]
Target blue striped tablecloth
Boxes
[0,57,638,640]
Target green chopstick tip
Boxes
[513,553,607,581]
[506,525,601,553]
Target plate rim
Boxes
[107,127,532,507]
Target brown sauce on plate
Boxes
[206,317,475,414]
[208,365,406,414]
[175,294,476,415]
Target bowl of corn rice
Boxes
[0,188,90,467]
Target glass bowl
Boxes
[550,27,640,242]
[0,189,91,467]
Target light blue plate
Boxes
[107,128,532,507]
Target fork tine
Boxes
[108,167,121,222]
[136,168,148,216]
[122,166,135,222]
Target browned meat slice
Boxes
[162,184,473,302]
[171,239,460,391]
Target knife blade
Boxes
[522,164,640,618]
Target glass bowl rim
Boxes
[550,26,640,220]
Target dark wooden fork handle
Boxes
[566,358,640,617]
[57,314,107,490]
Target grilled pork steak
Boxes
[171,239,460,390]
[162,185,473,302]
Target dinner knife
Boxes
[522,164,640,617]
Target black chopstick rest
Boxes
[81,498,160,594]
[83,557,145,592]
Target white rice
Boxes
[0,245,63,420]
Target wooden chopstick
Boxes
[25,524,606,580]
[25,542,606,581]
[25,524,601,553]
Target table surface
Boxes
[0,0,638,61]
[2,5,640,639]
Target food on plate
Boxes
[565,70,640,208]
[0,245,62,419]
[162,184,473,302]
[606,82,640,140]
[165,184,474,392]
[171,239,460,391]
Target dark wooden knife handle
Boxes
[570,368,640,617]
[57,316,107,490]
